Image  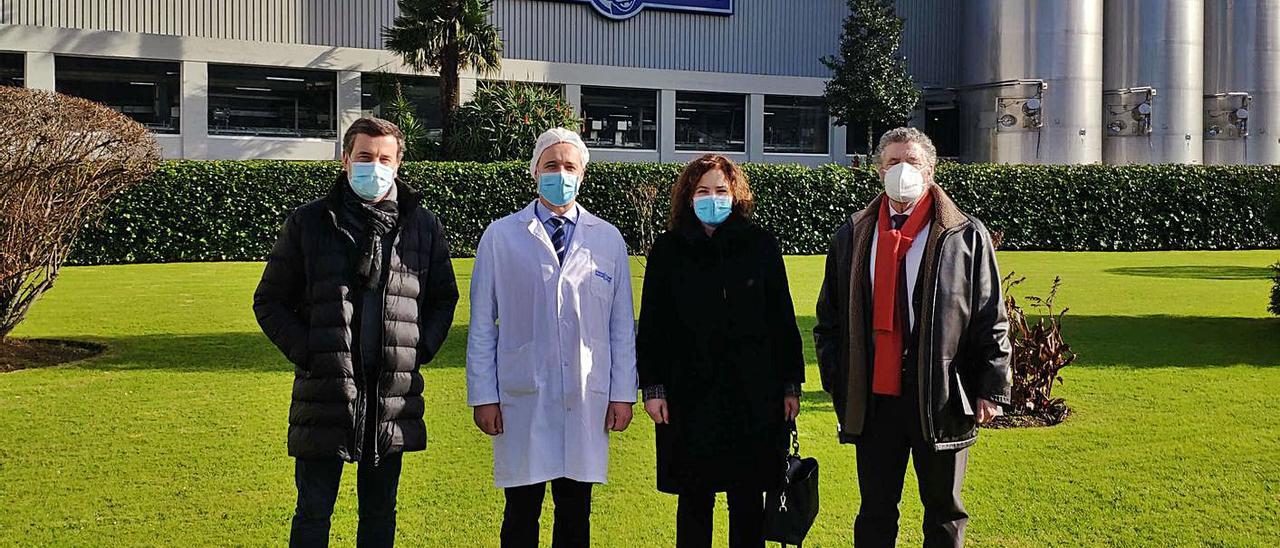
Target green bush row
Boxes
[1270,263,1280,317]
[68,161,1280,265]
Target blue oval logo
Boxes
[571,0,734,21]
[590,0,644,19]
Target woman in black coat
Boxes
[637,154,806,548]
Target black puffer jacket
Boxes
[254,175,459,462]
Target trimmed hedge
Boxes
[68,161,1280,265]
[1271,262,1280,317]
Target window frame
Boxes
[53,54,183,135]
[674,91,748,153]
[763,94,830,155]
[207,64,337,140]
[580,85,660,152]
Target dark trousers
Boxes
[289,452,404,548]
[676,489,765,548]
[501,478,594,548]
[854,393,968,548]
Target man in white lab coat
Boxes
[467,128,638,548]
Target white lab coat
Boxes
[466,201,638,488]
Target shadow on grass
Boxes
[73,326,472,372]
[66,314,1278,373]
[1105,265,1274,280]
[802,389,833,412]
[795,315,1278,370]
[1060,315,1278,368]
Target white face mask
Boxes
[883,162,925,204]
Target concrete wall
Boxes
[0,0,846,164]
[493,0,846,78]
[2,0,846,78]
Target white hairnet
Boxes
[529,127,590,177]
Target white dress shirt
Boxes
[869,201,931,329]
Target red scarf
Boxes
[871,191,935,396]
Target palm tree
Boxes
[383,0,503,146]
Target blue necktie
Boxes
[549,216,568,264]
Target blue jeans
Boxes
[289,452,403,548]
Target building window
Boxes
[846,122,892,156]
[764,95,829,154]
[208,65,335,139]
[580,86,658,150]
[361,73,443,142]
[925,107,960,159]
[54,56,181,134]
[676,92,746,152]
[1,53,22,87]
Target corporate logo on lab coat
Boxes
[559,0,733,20]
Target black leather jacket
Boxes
[814,185,1011,451]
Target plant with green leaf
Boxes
[1266,192,1280,318]
[363,72,441,160]
[999,274,1076,427]
[386,83,437,161]
[383,0,503,147]
[445,82,582,163]
[822,0,921,156]
[1269,262,1280,317]
[1266,191,1280,238]
[69,162,1280,265]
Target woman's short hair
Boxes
[668,154,754,230]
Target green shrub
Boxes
[1270,262,1280,317]
[68,161,1280,265]
[1000,274,1075,426]
[382,84,437,161]
[1266,193,1280,238]
[445,83,582,162]
[937,163,1280,250]
[363,72,440,161]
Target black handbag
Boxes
[763,422,819,547]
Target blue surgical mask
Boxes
[693,195,733,226]
[348,162,396,201]
[539,171,579,207]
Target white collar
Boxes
[535,200,581,224]
[889,200,916,218]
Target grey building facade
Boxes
[4,0,1277,165]
[0,0,851,165]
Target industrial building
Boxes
[936,0,1280,165]
[1,0,1277,165]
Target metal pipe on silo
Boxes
[1204,0,1249,164]
[1034,0,1104,164]
[1254,0,1280,163]
[1103,0,1205,164]
[958,0,1103,164]
[958,0,1032,163]
[1207,0,1280,164]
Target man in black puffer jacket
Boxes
[254,117,459,547]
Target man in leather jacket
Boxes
[814,127,1012,548]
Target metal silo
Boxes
[1103,0,1205,164]
[1204,0,1280,165]
[958,0,1103,164]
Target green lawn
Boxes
[2,251,1278,546]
